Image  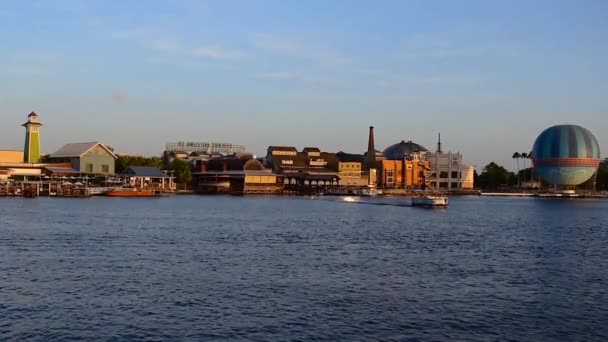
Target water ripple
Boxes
[1,196,607,340]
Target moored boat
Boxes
[105,188,160,197]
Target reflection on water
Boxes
[1,196,607,340]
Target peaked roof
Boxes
[302,147,321,153]
[126,166,167,177]
[268,146,298,152]
[50,142,117,159]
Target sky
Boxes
[1,0,607,170]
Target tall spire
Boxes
[437,132,443,153]
[368,126,375,153]
[367,126,376,162]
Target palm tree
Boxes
[521,153,528,188]
[528,151,534,187]
[512,152,521,187]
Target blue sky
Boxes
[1,0,607,169]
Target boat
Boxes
[361,187,383,197]
[104,188,161,197]
[412,193,448,207]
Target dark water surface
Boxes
[1,196,607,341]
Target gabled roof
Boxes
[126,166,167,178]
[302,147,321,153]
[50,142,117,159]
[268,146,298,152]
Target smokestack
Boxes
[367,126,376,161]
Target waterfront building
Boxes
[22,112,43,163]
[361,127,473,190]
[264,146,340,192]
[335,152,375,187]
[49,142,117,175]
[425,135,475,191]
[376,159,429,189]
[124,166,175,191]
[370,131,429,189]
[193,155,283,194]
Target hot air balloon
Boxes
[532,125,601,186]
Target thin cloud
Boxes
[112,29,245,60]
[192,46,245,60]
[401,34,519,58]
[250,33,349,65]
[112,29,179,53]
[257,72,334,83]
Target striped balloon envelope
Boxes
[532,125,601,186]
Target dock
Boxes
[480,192,607,199]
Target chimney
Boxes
[367,126,376,162]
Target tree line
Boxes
[475,160,608,191]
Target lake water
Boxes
[1,196,607,341]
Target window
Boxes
[439,182,448,188]
[86,164,93,173]
[102,164,109,173]
[451,171,458,179]
[440,171,449,179]
[451,182,459,189]
[387,169,394,185]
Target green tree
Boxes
[520,152,528,187]
[477,162,516,190]
[582,162,608,191]
[115,155,164,174]
[597,163,608,191]
[170,159,192,189]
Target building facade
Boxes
[265,146,340,193]
[425,151,475,190]
[193,156,283,194]
[334,152,375,187]
[49,142,117,175]
[376,159,429,189]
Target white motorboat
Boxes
[360,187,383,197]
[412,193,448,207]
